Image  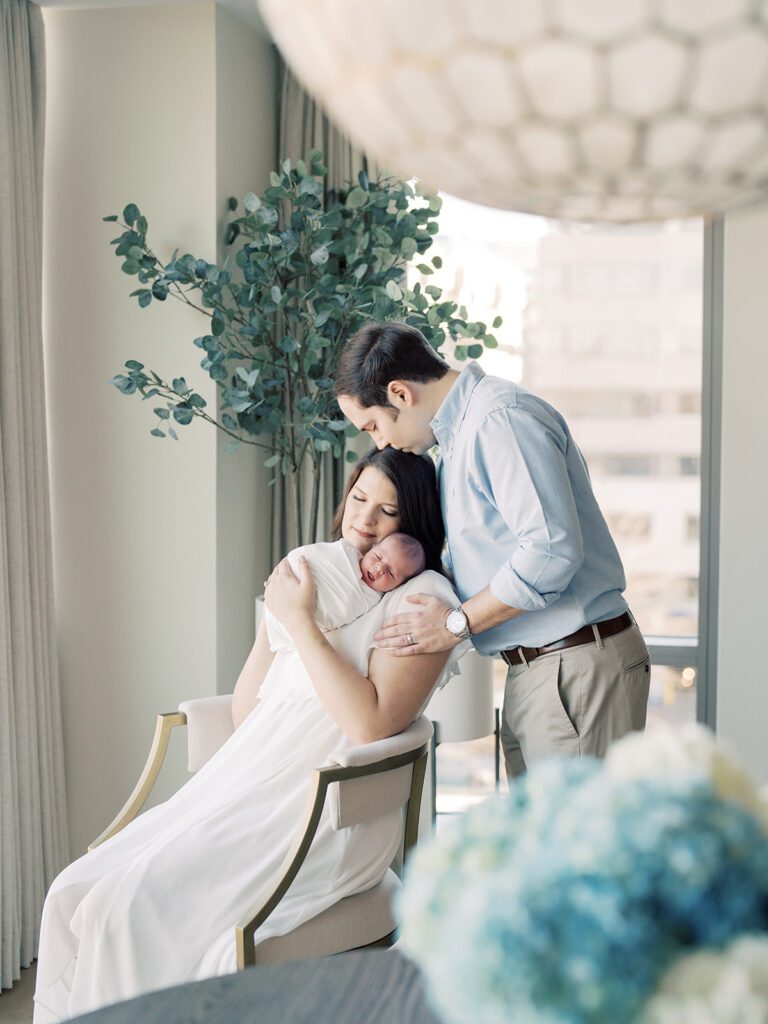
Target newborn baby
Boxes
[265,532,425,653]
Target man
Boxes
[335,322,650,777]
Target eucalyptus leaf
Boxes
[345,187,367,209]
[173,406,194,425]
[310,245,329,266]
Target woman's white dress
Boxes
[33,570,461,1023]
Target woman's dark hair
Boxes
[334,322,449,409]
[331,448,445,573]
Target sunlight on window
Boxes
[424,195,704,812]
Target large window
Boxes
[421,197,705,812]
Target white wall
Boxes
[717,200,768,781]
[214,5,277,692]
[43,3,276,857]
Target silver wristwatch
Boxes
[445,605,472,641]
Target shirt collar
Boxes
[431,361,485,449]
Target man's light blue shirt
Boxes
[432,362,628,656]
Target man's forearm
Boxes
[462,586,524,635]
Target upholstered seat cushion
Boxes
[252,869,401,965]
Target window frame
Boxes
[695,216,723,728]
[645,217,721,728]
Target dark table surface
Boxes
[67,951,443,1024]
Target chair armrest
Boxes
[236,767,328,969]
[87,711,187,852]
[178,694,235,772]
[328,716,433,768]
[326,717,432,835]
[235,726,432,969]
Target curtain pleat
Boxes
[0,0,69,991]
[271,64,373,564]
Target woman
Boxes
[34,449,462,1023]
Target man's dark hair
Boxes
[334,323,450,409]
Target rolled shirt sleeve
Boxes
[474,408,585,611]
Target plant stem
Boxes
[289,464,302,548]
[309,452,321,544]
[194,409,272,450]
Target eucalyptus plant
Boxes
[106,150,500,545]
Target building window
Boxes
[606,512,652,541]
[417,198,703,815]
[686,515,700,542]
[589,455,657,476]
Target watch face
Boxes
[447,609,467,635]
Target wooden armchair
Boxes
[88,696,431,968]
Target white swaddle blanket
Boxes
[265,538,382,653]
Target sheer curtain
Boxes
[270,64,373,564]
[0,0,69,991]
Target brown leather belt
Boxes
[500,611,633,668]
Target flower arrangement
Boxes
[397,725,768,1024]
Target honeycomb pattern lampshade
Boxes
[258,0,768,221]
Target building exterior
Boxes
[421,206,703,804]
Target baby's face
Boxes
[360,535,422,593]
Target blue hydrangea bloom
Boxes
[397,757,768,1024]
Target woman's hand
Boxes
[264,556,316,633]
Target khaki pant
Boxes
[500,623,650,779]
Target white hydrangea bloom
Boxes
[640,937,768,1024]
[605,724,768,833]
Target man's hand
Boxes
[373,595,462,656]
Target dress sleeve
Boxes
[367,570,471,691]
